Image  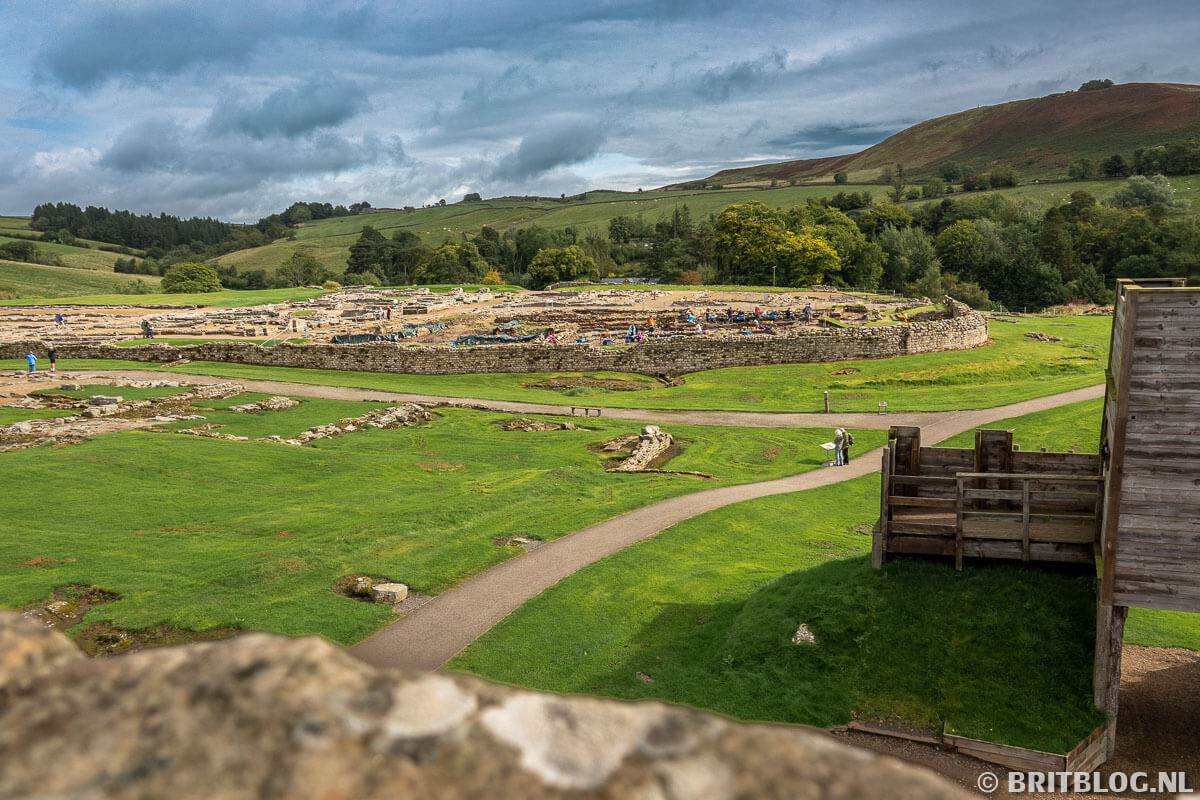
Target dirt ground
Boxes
[835,645,1200,798]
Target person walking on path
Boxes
[25,352,36,374]
[841,428,853,465]
[833,427,844,466]
[47,346,57,373]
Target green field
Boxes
[0,286,321,307]
[0,391,881,645]
[451,393,1197,753]
[34,312,1108,413]
[0,260,162,297]
[450,475,1105,754]
[0,235,128,272]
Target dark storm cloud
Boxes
[695,49,787,103]
[34,0,734,92]
[490,123,607,181]
[207,80,371,140]
[766,122,906,151]
[100,116,407,189]
[36,5,262,90]
[35,2,373,90]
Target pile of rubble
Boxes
[0,381,245,451]
[264,403,432,446]
[228,396,300,413]
[608,425,674,472]
[495,418,579,432]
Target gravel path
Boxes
[346,384,1104,670]
[48,369,1102,431]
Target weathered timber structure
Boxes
[873,277,1200,767]
[873,427,1101,570]
[1093,277,1200,756]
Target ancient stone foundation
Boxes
[0,612,966,799]
[4,303,987,377]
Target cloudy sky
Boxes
[1,0,1197,221]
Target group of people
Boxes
[832,427,854,466]
[374,307,393,321]
[25,347,56,374]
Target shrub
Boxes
[677,269,702,285]
[161,262,222,293]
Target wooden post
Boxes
[1093,603,1128,759]
[874,446,891,570]
[1021,479,1031,562]
[955,475,965,572]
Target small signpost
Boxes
[819,441,837,467]
[878,401,888,415]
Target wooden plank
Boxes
[1113,561,1200,583]
[844,720,941,746]
[954,472,1102,482]
[943,734,1066,771]
[961,488,1023,501]
[887,496,958,509]
[1114,535,1200,553]
[888,521,957,535]
[889,475,957,485]
[885,535,956,557]
[961,540,1093,563]
[1117,513,1200,532]
[1111,590,1200,614]
[1111,579,1200,601]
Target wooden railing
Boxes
[882,467,1102,569]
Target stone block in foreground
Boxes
[0,612,967,799]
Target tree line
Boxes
[29,198,374,262]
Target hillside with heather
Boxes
[692,82,1200,186]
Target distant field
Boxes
[8,175,1190,282]
[207,179,1153,278]
[0,235,127,272]
[0,260,161,298]
[0,286,318,307]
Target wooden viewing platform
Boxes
[874,427,1102,570]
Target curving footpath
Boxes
[60,368,1098,431]
[347,383,1105,671]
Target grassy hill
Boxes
[0,260,161,298]
[694,82,1200,185]
[206,177,1174,277]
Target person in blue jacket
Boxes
[26,352,37,374]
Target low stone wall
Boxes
[3,306,988,377]
[0,612,968,799]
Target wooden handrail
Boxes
[953,472,1102,482]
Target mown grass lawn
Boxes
[21,312,1109,413]
[450,475,1105,754]
[452,390,1197,753]
[0,394,879,646]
